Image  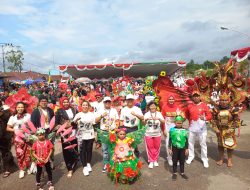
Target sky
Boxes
[0,0,249,74]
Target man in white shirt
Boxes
[96,97,119,172]
[120,94,144,157]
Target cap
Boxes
[103,97,111,102]
[95,93,103,97]
[175,115,185,122]
[126,94,135,100]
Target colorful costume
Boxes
[98,128,145,184]
[210,94,240,149]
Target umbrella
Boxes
[24,80,34,85]
[75,77,91,83]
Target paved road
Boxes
[1,111,250,190]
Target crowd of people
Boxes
[0,62,247,189]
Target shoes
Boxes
[83,167,89,176]
[19,170,25,179]
[47,182,54,190]
[148,162,154,169]
[186,158,193,165]
[67,171,73,178]
[203,160,209,168]
[36,183,43,190]
[87,163,92,172]
[153,161,159,167]
[180,173,189,180]
[102,165,107,173]
[172,173,177,181]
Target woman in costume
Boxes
[55,96,78,178]
[211,92,241,167]
[98,127,145,184]
[6,102,31,179]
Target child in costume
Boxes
[98,127,145,184]
[168,115,189,181]
[32,128,54,190]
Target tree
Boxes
[6,50,24,72]
[220,56,230,64]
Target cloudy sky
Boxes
[0,0,249,73]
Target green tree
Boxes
[220,56,230,64]
[6,50,24,72]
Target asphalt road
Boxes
[1,111,250,190]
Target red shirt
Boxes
[32,140,53,166]
[186,102,212,122]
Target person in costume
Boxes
[0,102,14,178]
[95,97,119,173]
[185,91,212,168]
[55,96,78,178]
[211,92,240,167]
[73,100,97,176]
[120,94,144,158]
[168,115,188,181]
[6,102,31,179]
[98,127,144,184]
[143,101,165,169]
[32,128,54,190]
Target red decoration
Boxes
[109,133,116,143]
[124,168,136,178]
[5,87,38,114]
[137,161,142,169]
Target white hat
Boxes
[103,97,111,102]
[126,94,135,100]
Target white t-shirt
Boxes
[91,101,104,113]
[98,108,119,131]
[144,111,164,137]
[7,113,31,130]
[120,106,143,127]
[73,112,95,140]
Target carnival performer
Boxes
[168,115,188,181]
[55,96,78,178]
[143,101,165,168]
[95,97,119,173]
[73,100,97,176]
[32,128,54,190]
[98,127,144,184]
[186,91,212,168]
[6,102,31,179]
[211,92,240,167]
[0,102,14,178]
[120,94,144,158]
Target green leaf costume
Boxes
[169,128,188,149]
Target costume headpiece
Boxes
[219,92,230,101]
[36,128,46,135]
[175,115,185,122]
[116,128,127,133]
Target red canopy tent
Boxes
[59,61,186,79]
[231,47,250,62]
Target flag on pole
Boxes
[48,70,51,83]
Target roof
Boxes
[0,71,62,82]
[59,61,186,79]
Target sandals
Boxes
[3,171,11,178]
